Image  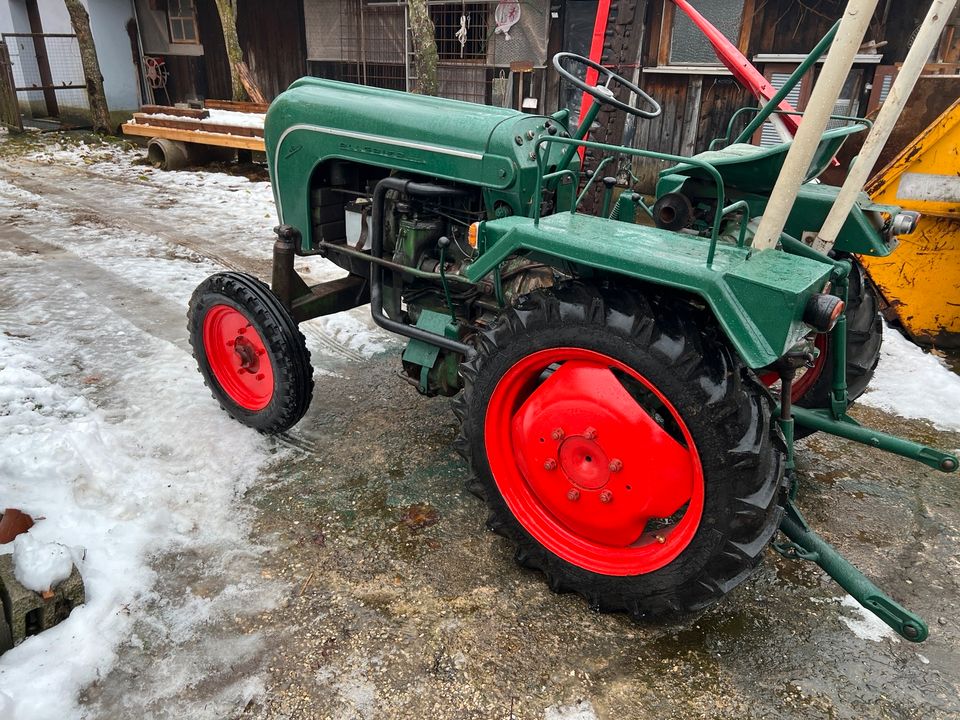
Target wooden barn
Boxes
[585,0,960,190]
[130,0,307,106]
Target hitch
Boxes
[775,499,928,643]
[773,344,955,643]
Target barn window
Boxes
[430,3,488,61]
[658,0,755,66]
[168,0,199,44]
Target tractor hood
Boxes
[265,78,571,251]
[267,76,518,161]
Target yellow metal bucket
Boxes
[861,98,960,347]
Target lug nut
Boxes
[238,327,247,334]
[584,427,598,440]
[551,428,565,441]
[599,490,613,504]
[567,488,580,502]
[226,340,234,347]
[544,458,557,471]
[608,459,622,472]
[256,373,265,381]
[655,534,665,544]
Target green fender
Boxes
[466,213,835,369]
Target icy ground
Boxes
[0,135,392,719]
[0,134,958,718]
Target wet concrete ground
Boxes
[2,135,959,718]
[231,368,960,720]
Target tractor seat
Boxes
[659,124,864,193]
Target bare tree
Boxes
[213,0,265,103]
[62,0,111,132]
[407,0,439,95]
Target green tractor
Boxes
[187,14,956,640]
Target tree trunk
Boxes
[407,0,439,96]
[213,0,265,102]
[62,0,111,133]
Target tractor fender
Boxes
[467,214,836,369]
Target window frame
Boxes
[167,0,200,46]
[655,0,756,69]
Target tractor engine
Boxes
[308,165,554,397]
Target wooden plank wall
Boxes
[238,0,307,99]
[161,0,305,105]
[197,0,231,101]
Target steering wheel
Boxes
[553,52,661,119]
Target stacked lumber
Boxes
[121,102,266,151]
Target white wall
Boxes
[86,0,141,113]
[1,1,47,116]
[0,0,141,121]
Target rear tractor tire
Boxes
[455,283,785,618]
[188,272,314,434]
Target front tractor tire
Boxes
[456,284,784,618]
[188,272,314,434]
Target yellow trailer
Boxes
[861,98,960,347]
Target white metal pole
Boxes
[750,0,881,252]
[812,0,958,254]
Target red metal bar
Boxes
[670,0,801,139]
[577,0,612,142]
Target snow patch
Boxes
[0,276,282,718]
[135,108,265,131]
[836,595,901,642]
[10,533,75,593]
[861,326,960,433]
[544,699,599,720]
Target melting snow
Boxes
[836,595,901,643]
[9,533,76,594]
[860,325,960,433]
[544,699,600,720]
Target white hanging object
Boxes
[456,14,469,58]
[494,0,521,41]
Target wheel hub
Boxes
[558,435,610,490]
[233,336,261,373]
[202,304,274,411]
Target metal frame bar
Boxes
[536,134,730,265]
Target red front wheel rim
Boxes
[202,304,275,411]
[484,348,705,576]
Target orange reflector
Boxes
[829,300,845,329]
[468,222,479,248]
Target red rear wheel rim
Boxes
[759,333,829,400]
[484,348,705,576]
[202,304,275,411]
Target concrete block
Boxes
[0,554,84,649]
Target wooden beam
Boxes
[121,122,265,151]
[678,75,703,156]
[140,104,210,119]
[131,113,263,138]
